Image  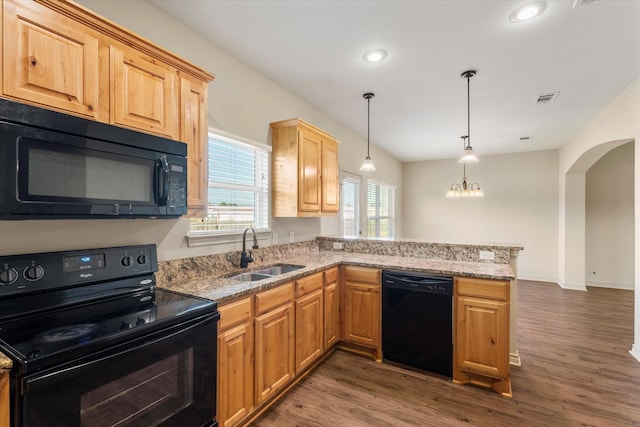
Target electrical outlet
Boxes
[289,231,294,243]
[479,250,494,261]
[333,242,344,250]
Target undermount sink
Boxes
[229,272,273,282]
[227,264,305,282]
[254,264,305,276]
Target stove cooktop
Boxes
[0,288,216,374]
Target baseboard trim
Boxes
[586,281,634,291]
[560,282,588,291]
[630,345,640,363]
[518,275,557,283]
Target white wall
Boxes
[0,0,402,260]
[402,150,559,281]
[556,76,639,362]
[586,142,634,289]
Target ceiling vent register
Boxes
[535,92,559,104]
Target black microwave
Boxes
[0,98,187,219]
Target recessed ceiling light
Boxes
[363,49,388,64]
[509,1,547,23]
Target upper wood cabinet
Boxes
[270,118,340,217]
[0,0,214,216]
[453,277,511,397]
[110,46,178,139]
[2,0,102,120]
[180,75,209,217]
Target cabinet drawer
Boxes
[218,297,252,331]
[455,277,509,301]
[324,267,338,284]
[296,272,323,297]
[255,282,294,315]
[343,266,380,285]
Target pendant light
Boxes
[360,92,376,172]
[459,70,479,163]
[446,136,484,198]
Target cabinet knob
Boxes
[29,56,37,66]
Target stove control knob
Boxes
[120,322,132,330]
[136,254,147,265]
[0,268,18,285]
[23,265,44,281]
[135,317,146,326]
[120,256,133,267]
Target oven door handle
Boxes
[21,312,218,394]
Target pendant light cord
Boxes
[367,95,371,157]
[466,74,470,149]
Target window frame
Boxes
[187,128,271,247]
[366,179,396,239]
[340,171,362,238]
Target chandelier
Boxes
[446,136,484,198]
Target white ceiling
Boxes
[149,0,640,162]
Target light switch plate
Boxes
[289,231,294,243]
[332,242,344,250]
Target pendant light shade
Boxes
[360,92,376,172]
[458,70,479,164]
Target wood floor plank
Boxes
[252,280,640,426]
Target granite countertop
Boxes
[162,251,515,305]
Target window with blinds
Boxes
[190,131,269,234]
[367,180,395,238]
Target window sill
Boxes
[187,230,273,248]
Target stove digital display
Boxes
[63,254,105,272]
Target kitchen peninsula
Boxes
[156,237,522,426]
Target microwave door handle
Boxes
[157,156,170,204]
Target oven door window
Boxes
[18,138,156,205]
[20,317,216,427]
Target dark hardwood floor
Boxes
[252,280,640,426]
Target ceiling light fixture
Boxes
[459,70,479,163]
[360,92,376,172]
[447,136,484,198]
[363,49,387,64]
[509,1,547,23]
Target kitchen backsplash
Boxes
[156,241,319,286]
[316,236,521,264]
[156,237,523,288]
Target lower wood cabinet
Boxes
[254,283,295,405]
[295,273,324,373]
[340,265,381,360]
[323,267,339,348]
[453,277,511,397]
[0,371,8,427]
[217,297,254,427]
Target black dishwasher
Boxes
[382,270,453,377]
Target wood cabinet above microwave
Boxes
[0,0,214,217]
[270,118,340,217]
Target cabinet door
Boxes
[254,303,294,404]
[295,289,324,373]
[455,295,509,379]
[0,371,8,427]
[321,138,339,213]
[297,129,321,212]
[343,282,380,348]
[218,322,253,427]
[324,281,339,348]
[3,0,100,119]
[111,46,177,138]
[181,75,208,217]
